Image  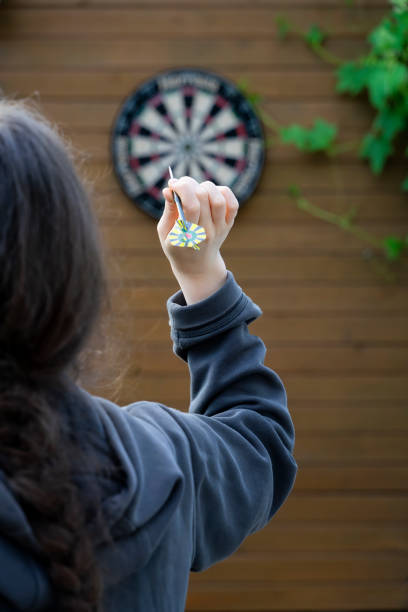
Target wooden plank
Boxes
[292,434,408,464]
[241,523,408,553]
[285,376,408,402]
[110,313,408,343]
[111,285,408,314]
[112,345,408,374]
[107,254,408,283]
[286,402,408,433]
[295,467,408,491]
[0,69,339,98]
[191,553,408,582]
[115,374,408,402]
[0,8,385,37]
[8,0,390,7]
[185,581,408,610]
[268,494,408,522]
[0,39,367,69]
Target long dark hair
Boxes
[0,97,113,611]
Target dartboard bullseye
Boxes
[111,68,265,219]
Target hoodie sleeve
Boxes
[163,271,298,571]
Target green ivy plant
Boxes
[239,0,408,276]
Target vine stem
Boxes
[257,104,360,158]
[287,24,344,66]
[328,139,361,156]
[291,191,384,249]
[308,43,344,66]
[258,108,281,135]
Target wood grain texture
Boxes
[184,581,408,610]
[0,39,367,69]
[8,0,390,7]
[2,1,407,610]
[0,8,385,37]
[111,285,408,313]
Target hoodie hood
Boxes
[0,385,185,611]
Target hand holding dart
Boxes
[167,166,206,250]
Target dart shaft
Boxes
[168,166,187,228]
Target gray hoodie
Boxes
[0,272,297,611]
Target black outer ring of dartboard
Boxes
[110,67,266,221]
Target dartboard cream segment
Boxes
[137,106,177,141]
[202,138,246,158]
[189,91,215,135]
[189,159,206,183]
[162,91,188,134]
[137,154,177,186]
[200,107,240,142]
[200,154,239,185]
[173,159,188,178]
[131,136,173,157]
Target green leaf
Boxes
[402,177,408,191]
[367,63,408,108]
[336,62,372,95]
[360,133,393,173]
[307,119,338,151]
[305,24,327,46]
[280,119,337,153]
[288,184,301,198]
[383,235,406,260]
[280,124,309,150]
[390,0,408,13]
[276,16,291,39]
[369,19,399,55]
[373,107,406,140]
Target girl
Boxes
[0,98,297,612]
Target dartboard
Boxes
[111,68,265,219]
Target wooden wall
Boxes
[1,1,407,609]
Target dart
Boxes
[167,166,206,250]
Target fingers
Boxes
[168,176,200,225]
[200,181,227,227]
[218,186,239,225]
[195,185,212,230]
[157,188,178,243]
[160,176,239,247]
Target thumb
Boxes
[157,188,178,243]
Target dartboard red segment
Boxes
[111,68,265,220]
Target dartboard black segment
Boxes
[111,68,265,219]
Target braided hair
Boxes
[0,98,114,611]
